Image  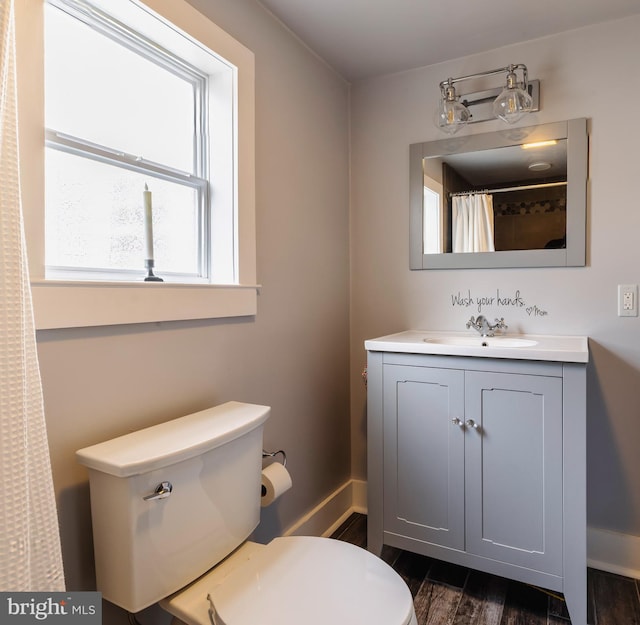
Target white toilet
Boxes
[76,401,418,625]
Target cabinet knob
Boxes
[465,419,481,431]
[451,417,464,427]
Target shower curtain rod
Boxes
[450,180,567,197]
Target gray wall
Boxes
[350,16,640,539]
[34,0,351,616]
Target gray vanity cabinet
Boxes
[383,363,563,575]
[367,350,587,625]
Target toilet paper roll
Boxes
[261,462,292,507]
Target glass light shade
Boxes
[492,85,533,124]
[436,98,470,135]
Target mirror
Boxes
[410,118,588,269]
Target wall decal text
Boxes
[451,289,548,316]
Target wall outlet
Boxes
[618,284,638,317]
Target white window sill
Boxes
[31,280,259,329]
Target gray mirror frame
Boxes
[409,118,588,269]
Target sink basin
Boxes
[424,336,538,348]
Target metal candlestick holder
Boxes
[144,259,163,282]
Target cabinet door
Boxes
[464,371,563,575]
[383,365,465,549]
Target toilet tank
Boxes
[76,401,270,613]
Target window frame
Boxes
[16,0,257,329]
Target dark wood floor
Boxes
[331,514,640,625]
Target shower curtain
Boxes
[0,0,65,591]
[452,193,496,253]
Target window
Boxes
[45,0,209,282]
[17,0,257,327]
[423,175,443,254]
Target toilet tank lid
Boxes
[76,401,270,477]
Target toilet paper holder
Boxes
[262,448,287,468]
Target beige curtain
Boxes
[0,0,65,591]
[452,193,495,253]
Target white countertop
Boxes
[365,330,589,363]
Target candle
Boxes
[143,183,154,260]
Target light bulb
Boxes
[492,70,533,124]
[436,84,470,135]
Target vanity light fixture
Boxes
[436,80,471,135]
[436,64,537,135]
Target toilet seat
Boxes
[161,536,417,625]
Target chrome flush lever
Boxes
[143,481,173,501]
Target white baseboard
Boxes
[284,479,367,539]
[282,480,640,582]
[588,527,640,579]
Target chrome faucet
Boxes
[466,315,508,337]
